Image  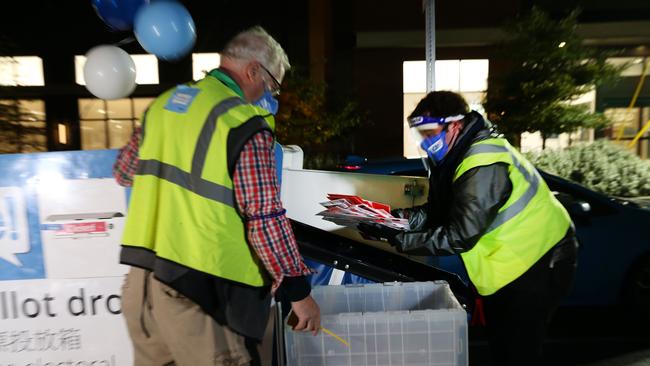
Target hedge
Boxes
[526,140,650,198]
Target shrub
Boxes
[526,140,650,197]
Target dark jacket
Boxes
[392,111,513,255]
[390,111,579,290]
[393,112,578,263]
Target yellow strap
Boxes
[616,59,648,141]
[320,327,350,347]
[628,119,650,148]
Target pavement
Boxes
[585,350,650,366]
[468,306,650,365]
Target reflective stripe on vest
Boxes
[136,97,244,207]
[463,143,541,234]
[121,78,272,287]
[455,138,571,295]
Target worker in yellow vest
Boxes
[358,91,578,366]
[114,26,320,366]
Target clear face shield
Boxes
[407,114,465,164]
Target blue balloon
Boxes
[92,0,149,31]
[134,1,197,61]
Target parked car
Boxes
[334,155,650,309]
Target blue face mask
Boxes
[253,90,279,115]
[420,130,448,163]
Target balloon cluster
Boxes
[84,0,197,99]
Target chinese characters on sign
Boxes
[0,328,81,353]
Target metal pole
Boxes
[425,0,436,93]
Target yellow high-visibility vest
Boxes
[121,74,275,287]
[457,138,571,295]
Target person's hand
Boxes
[390,208,405,218]
[289,295,321,335]
[357,222,402,245]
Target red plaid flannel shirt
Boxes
[114,127,311,289]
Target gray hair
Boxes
[221,26,290,79]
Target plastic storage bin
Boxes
[285,281,468,366]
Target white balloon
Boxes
[83,45,136,100]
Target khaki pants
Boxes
[121,267,254,366]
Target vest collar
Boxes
[208,68,245,99]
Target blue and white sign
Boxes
[0,150,133,365]
[0,187,31,269]
[164,85,201,113]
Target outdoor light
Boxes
[57,123,68,145]
[558,41,566,48]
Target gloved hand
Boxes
[357,222,403,246]
[390,208,405,218]
[390,206,428,231]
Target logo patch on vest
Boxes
[164,85,201,113]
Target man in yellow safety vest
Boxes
[114,26,320,366]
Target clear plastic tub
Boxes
[285,281,468,366]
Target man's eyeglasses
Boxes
[259,64,281,97]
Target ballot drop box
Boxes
[284,281,468,366]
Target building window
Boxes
[0,56,45,86]
[605,107,650,159]
[602,57,650,159]
[402,59,489,158]
[607,57,648,77]
[403,60,489,94]
[192,53,221,80]
[0,99,46,153]
[78,97,154,150]
[75,54,159,85]
[606,107,641,139]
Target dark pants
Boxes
[482,233,578,366]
